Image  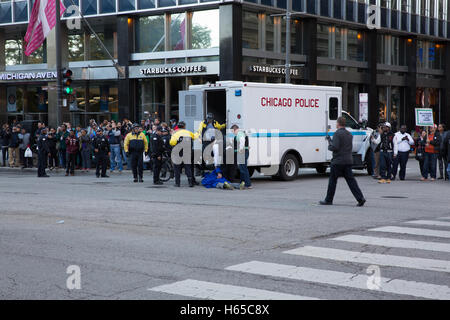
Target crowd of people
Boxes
[0,115,253,189]
[368,122,449,183]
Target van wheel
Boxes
[279,154,299,181]
[316,165,327,174]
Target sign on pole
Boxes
[359,93,368,122]
[415,108,434,127]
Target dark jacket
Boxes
[93,135,110,154]
[443,131,450,160]
[9,131,20,148]
[37,134,50,154]
[328,128,353,165]
[428,132,441,153]
[0,129,11,147]
[439,131,448,156]
[56,131,69,150]
[107,129,121,145]
[379,131,395,152]
[46,135,57,152]
[79,135,92,151]
[150,133,164,158]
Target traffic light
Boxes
[62,69,73,95]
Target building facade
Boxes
[0,0,449,129]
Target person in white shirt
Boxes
[392,124,415,180]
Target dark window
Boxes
[346,0,354,21]
[320,0,329,17]
[411,14,417,33]
[401,12,407,31]
[391,10,398,29]
[334,0,342,19]
[307,0,316,14]
[357,2,365,24]
[329,98,339,120]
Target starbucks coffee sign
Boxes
[140,65,206,76]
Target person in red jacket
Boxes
[65,130,79,176]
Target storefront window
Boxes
[169,78,186,117]
[170,13,187,51]
[88,32,115,60]
[68,34,85,62]
[5,39,23,65]
[266,16,275,51]
[138,78,165,120]
[335,27,342,59]
[25,86,48,113]
[191,10,219,49]
[135,15,165,53]
[242,11,259,49]
[281,18,299,54]
[317,24,330,58]
[347,29,364,61]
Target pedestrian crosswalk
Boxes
[148,216,450,300]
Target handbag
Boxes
[24,147,32,158]
[415,150,424,161]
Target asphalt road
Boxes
[0,161,449,300]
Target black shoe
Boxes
[101,175,109,178]
[193,180,199,186]
[139,178,144,183]
[357,199,366,207]
[319,200,332,205]
[438,177,444,180]
[38,175,50,178]
[96,174,100,178]
[133,178,138,183]
[153,181,163,185]
[174,183,180,187]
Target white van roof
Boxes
[189,81,342,92]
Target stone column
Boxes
[366,29,378,129]
[117,16,133,121]
[219,2,242,81]
[405,37,417,130]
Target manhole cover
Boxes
[381,196,408,199]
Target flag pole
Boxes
[55,0,62,126]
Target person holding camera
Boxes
[106,122,123,173]
[392,125,414,181]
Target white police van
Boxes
[179,81,372,180]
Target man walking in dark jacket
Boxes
[320,117,366,206]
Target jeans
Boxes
[379,151,393,180]
[122,148,130,169]
[392,151,409,180]
[1,147,8,166]
[447,164,450,183]
[59,149,67,168]
[66,152,76,174]
[237,150,251,187]
[48,150,58,168]
[109,145,123,171]
[423,152,438,179]
[438,155,448,179]
[325,164,364,203]
[367,148,375,176]
[374,151,380,177]
[81,149,91,169]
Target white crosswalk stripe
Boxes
[226,261,450,300]
[332,235,450,253]
[369,226,450,239]
[284,246,450,273]
[405,220,450,227]
[148,279,319,300]
[149,219,450,300]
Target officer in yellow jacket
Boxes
[196,113,226,175]
[124,123,149,183]
[170,121,200,187]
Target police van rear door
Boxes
[179,90,204,132]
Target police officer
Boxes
[196,112,226,175]
[150,126,164,185]
[93,128,110,178]
[37,127,50,178]
[124,123,148,183]
[170,121,199,187]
